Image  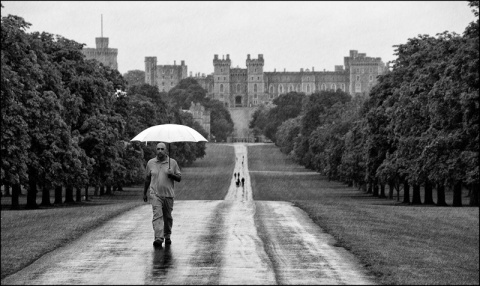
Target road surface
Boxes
[2,143,375,285]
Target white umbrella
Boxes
[130,124,208,167]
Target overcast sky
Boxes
[2,1,476,75]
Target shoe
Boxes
[153,239,163,248]
[165,238,172,245]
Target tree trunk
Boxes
[41,184,52,206]
[411,184,422,205]
[4,183,11,197]
[76,187,82,202]
[424,180,434,205]
[436,184,448,206]
[54,186,63,204]
[373,180,379,197]
[379,184,386,198]
[469,183,479,206]
[94,185,99,196]
[26,168,38,209]
[85,185,90,201]
[452,181,462,207]
[402,181,410,204]
[105,185,112,195]
[367,182,373,194]
[11,184,21,210]
[64,185,74,203]
[100,185,105,196]
[388,182,394,199]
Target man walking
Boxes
[144,142,182,248]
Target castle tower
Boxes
[246,54,265,106]
[344,50,385,95]
[144,57,157,86]
[213,54,231,106]
[81,15,118,70]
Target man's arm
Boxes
[167,162,182,182]
[143,175,151,202]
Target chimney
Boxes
[181,60,185,66]
[214,54,218,60]
[174,60,176,66]
[274,68,276,72]
[190,71,192,77]
[226,54,230,60]
[300,68,304,72]
[222,55,224,60]
[247,54,251,60]
[312,67,314,72]
[284,68,286,72]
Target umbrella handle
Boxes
[169,143,171,169]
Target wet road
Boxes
[2,143,375,285]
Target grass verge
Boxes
[248,144,479,285]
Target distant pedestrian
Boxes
[236,178,240,187]
[234,173,237,178]
[241,177,245,187]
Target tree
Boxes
[1,13,34,208]
[123,70,145,88]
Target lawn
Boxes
[248,144,479,285]
[0,143,235,280]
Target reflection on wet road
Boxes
[2,143,375,285]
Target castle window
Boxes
[251,77,254,80]
[218,77,220,80]
[369,75,374,81]
[296,84,300,92]
[220,84,224,93]
[341,83,345,91]
[254,83,257,92]
[356,75,360,81]
[171,75,173,79]
[355,82,361,93]
[254,93,258,99]
[269,85,273,93]
[162,70,165,74]
[321,83,326,90]
[237,84,241,93]
[279,84,284,94]
[224,77,226,81]
[221,68,223,72]
[362,68,365,74]
[306,84,311,93]
[255,68,257,72]
[171,69,173,74]
[288,85,293,92]
[270,93,274,99]
[331,83,336,90]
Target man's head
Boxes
[156,142,167,159]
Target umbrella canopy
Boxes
[130,124,208,143]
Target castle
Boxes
[82,37,118,70]
[145,50,386,140]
